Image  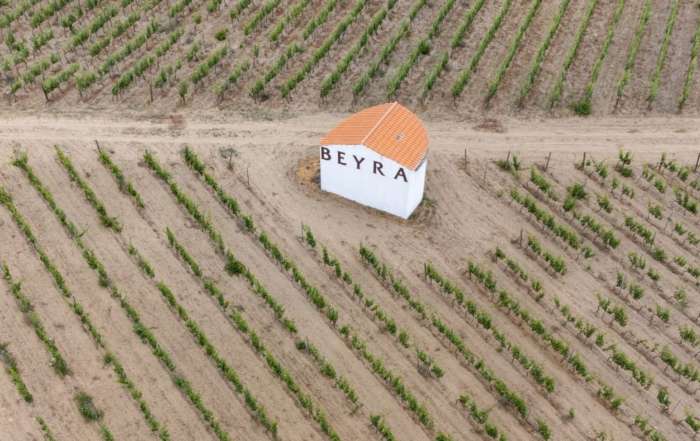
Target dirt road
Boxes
[0,111,699,164]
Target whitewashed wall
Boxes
[407,158,427,216]
[320,144,426,219]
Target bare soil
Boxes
[0,110,699,441]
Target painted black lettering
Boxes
[394,167,408,182]
[353,155,365,170]
[373,161,384,176]
[337,151,347,166]
[321,147,331,161]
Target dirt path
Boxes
[0,110,699,161]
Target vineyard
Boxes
[0,112,698,441]
[1,0,700,115]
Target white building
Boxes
[320,102,428,219]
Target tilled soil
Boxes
[0,110,699,440]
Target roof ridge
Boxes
[361,102,397,145]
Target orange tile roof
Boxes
[320,102,428,170]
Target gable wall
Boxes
[319,144,425,218]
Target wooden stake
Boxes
[581,152,587,169]
[506,151,511,164]
[464,147,468,173]
[94,140,101,151]
[519,229,523,247]
[149,83,153,103]
[695,152,700,172]
[545,152,551,172]
[246,166,250,188]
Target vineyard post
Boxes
[694,152,700,172]
[149,83,153,103]
[545,152,551,172]
[580,152,587,169]
[519,229,523,247]
[247,166,250,188]
[94,140,102,152]
[464,147,468,174]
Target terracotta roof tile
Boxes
[320,102,428,170]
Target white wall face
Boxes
[320,144,426,219]
[407,158,427,216]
